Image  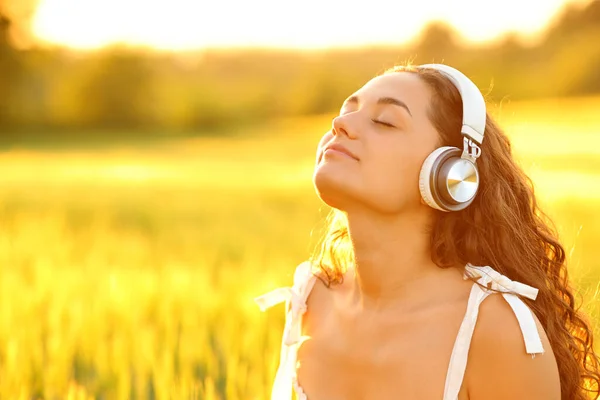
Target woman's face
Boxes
[313,72,441,214]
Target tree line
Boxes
[0,0,599,136]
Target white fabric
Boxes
[442,264,545,399]
[254,261,316,400]
[255,262,544,400]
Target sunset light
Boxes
[2,0,600,396]
[32,0,589,51]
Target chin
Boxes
[314,167,420,214]
[312,167,355,210]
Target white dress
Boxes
[255,261,545,400]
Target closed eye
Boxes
[372,119,395,128]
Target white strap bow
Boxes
[465,264,539,300]
[464,264,544,355]
[254,286,307,346]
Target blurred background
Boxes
[0,0,599,398]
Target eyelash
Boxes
[372,119,395,128]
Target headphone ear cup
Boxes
[419,147,459,212]
[419,146,480,212]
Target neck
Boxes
[345,209,441,309]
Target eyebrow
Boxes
[344,95,412,116]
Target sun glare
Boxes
[32,0,587,51]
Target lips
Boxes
[323,142,358,160]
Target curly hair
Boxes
[311,65,600,399]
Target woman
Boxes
[256,64,600,399]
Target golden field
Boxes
[0,96,599,399]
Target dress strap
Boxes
[442,264,545,400]
[254,261,318,400]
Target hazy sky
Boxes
[32,0,591,50]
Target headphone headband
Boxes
[417,64,486,145]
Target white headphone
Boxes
[416,64,487,212]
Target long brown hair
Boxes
[310,65,600,399]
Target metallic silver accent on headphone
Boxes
[445,159,479,203]
[461,137,482,164]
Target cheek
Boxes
[374,139,421,174]
[364,142,424,197]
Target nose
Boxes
[332,114,357,139]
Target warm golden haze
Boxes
[2,0,599,134]
[0,0,599,397]
[0,101,599,398]
[31,0,590,50]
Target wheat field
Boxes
[0,97,599,399]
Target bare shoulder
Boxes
[465,292,561,400]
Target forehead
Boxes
[351,72,432,113]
